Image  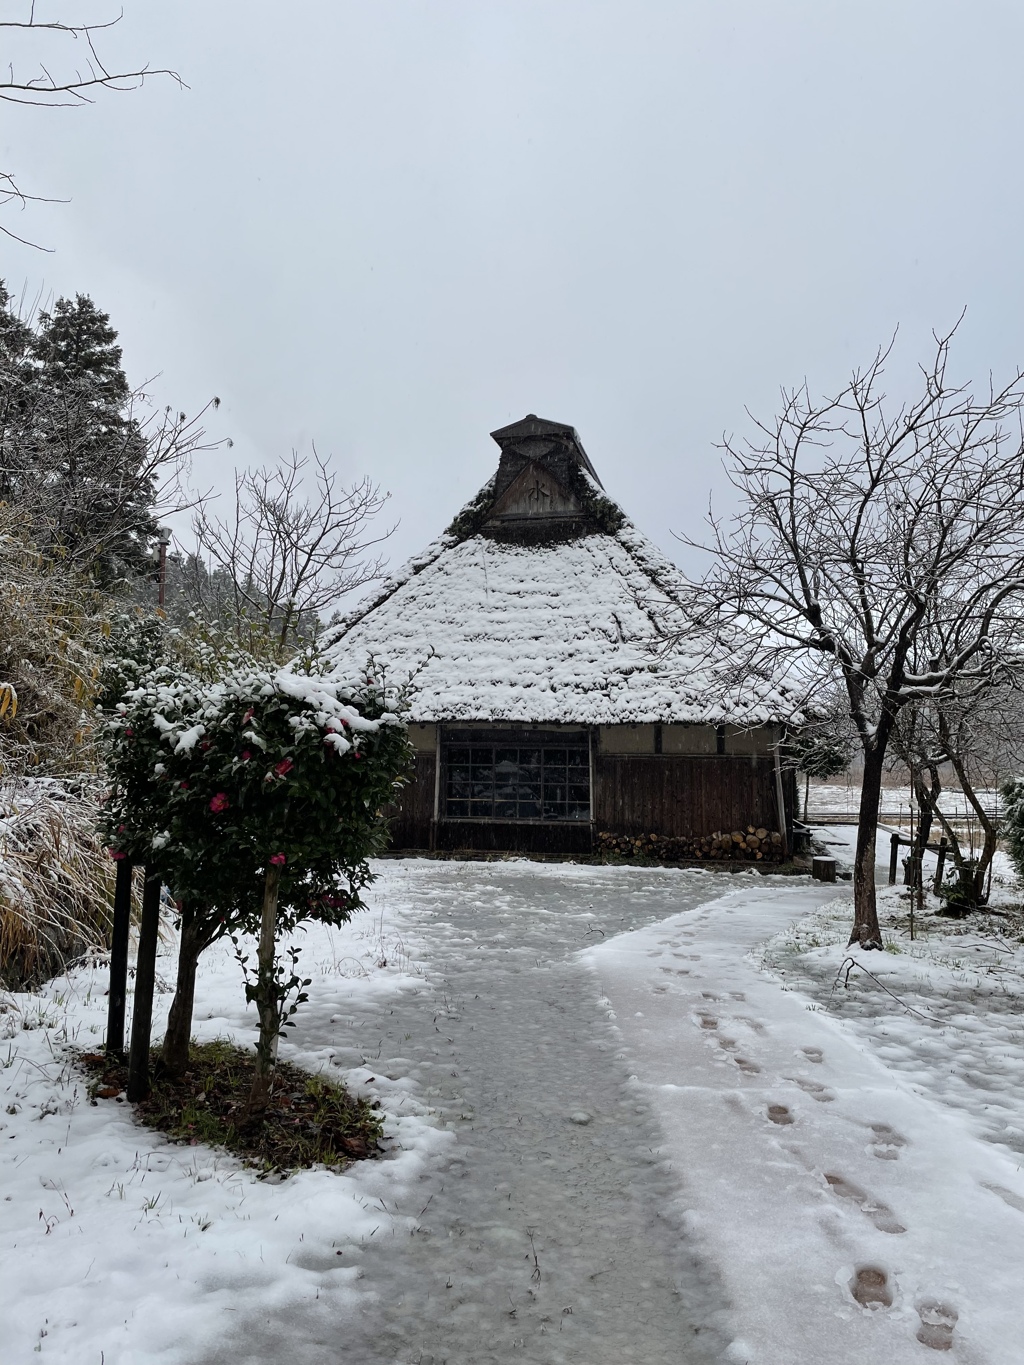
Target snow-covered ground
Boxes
[588,873,1024,1362]
[0,902,451,1365]
[3,853,1023,1363]
[807,780,1001,823]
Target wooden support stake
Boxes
[127,873,161,1103]
[889,832,900,886]
[105,858,133,1058]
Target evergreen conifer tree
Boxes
[26,293,157,582]
[0,283,34,506]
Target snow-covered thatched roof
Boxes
[324,416,799,726]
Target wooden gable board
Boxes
[486,459,583,524]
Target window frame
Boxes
[440,727,592,824]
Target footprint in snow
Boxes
[850,1265,893,1309]
[916,1300,958,1351]
[715,1042,764,1075]
[697,1014,718,1030]
[981,1181,1024,1213]
[704,1030,761,1074]
[767,1104,794,1126]
[790,1076,836,1103]
[800,1046,824,1064]
[868,1123,908,1161]
[824,1173,906,1234]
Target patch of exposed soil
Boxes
[76,1039,384,1173]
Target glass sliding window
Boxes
[443,735,589,821]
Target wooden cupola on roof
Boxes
[484,413,605,542]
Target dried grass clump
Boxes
[0,511,108,776]
[0,777,116,989]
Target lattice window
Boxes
[444,740,590,821]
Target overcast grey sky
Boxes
[4,0,1024,577]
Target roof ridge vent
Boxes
[489,414,603,489]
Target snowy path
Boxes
[8,859,1024,1363]
[589,879,1024,1364]
[204,862,735,1365]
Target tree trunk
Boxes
[105,857,134,1058]
[940,716,998,907]
[247,864,282,1117]
[849,745,885,949]
[911,768,935,867]
[127,872,162,1102]
[161,904,206,1077]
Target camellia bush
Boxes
[99,651,412,1111]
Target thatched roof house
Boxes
[326,415,798,856]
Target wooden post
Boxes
[933,838,948,895]
[811,855,837,883]
[127,872,161,1103]
[105,858,133,1058]
[888,832,900,886]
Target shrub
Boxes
[0,776,118,988]
[1001,778,1024,888]
[98,651,412,1103]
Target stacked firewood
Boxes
[597,826,784,863]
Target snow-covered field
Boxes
[807,780,1001,823]
[3,851,1023,1363]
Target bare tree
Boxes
[13,386,223,583]
[1,7,182,247]
[892,678,1024,906]
[188,449,392,656]
[691,322,1024,948]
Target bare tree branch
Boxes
[682,318,1024,948]
[2,6,184,246]
[187,450,393,657]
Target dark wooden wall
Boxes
[386,755,435,850]
[385,753,791,852]
[435,820,593,856]
[593,754,781,838]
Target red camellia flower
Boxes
[241,750,252,761]
[270,852,286,867]
[124,728,134,738]
[274,758,294,777]
[107,849,126,861]
[179,781,189,790]
[209,792,230,813]
[242,708,255,723]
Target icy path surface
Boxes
[589,878,1024,1365]
[209,861,735,1365]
